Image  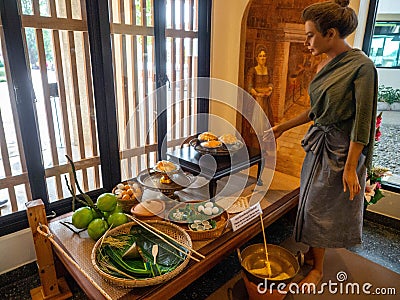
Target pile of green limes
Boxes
[71,193,129,240]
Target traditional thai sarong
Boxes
[294,49,378,248]
[295,124,366,248]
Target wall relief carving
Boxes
[239,0,322,151]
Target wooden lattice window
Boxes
[0,0,203,220]
[110,0,199,181]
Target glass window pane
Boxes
[165,0,199,152]
[0,19,32,215]
[20,0,101,203]
[369,22,400,68]
[110,0,157,181]
[370,23,400,186]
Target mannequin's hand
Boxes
[263,126,282,141]
[342,167,361,200]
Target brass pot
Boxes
[237,244,300,286]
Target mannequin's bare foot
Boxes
[298,269,323,293]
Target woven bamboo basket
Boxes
[91,220,192,288]
[186,211,229,241]
[112,180,142,213]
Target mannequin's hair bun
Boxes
[335,0,350,7]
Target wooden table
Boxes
[49,172,300,300]
[167,145,263,198]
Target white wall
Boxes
[378,69,400,89]
[209,0,249,133]
[210,0,248,84]
[0,229,36,274]
[377,0,400,13]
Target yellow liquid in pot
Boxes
[244,256,296,280]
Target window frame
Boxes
[0,0,212,237]
[363,0,400,193]
[369,21,400,69]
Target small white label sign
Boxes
[230,202,262,231]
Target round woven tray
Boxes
[186,211,229,241]
[91,220,192,288]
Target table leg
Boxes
[209,179,217,199]
[256,156,264,186]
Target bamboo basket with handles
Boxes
[91,220,192,288]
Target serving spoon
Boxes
[152,244,159,264]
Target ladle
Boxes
[259,213,272,277]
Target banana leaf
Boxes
[130,226,188,268]
[97,228,188,279]
[100,245,153,278]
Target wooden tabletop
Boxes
[167,146,262,180]
[49,171,300,300]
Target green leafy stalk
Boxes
[65,155,96,206]
[65,155,102,216]
[64,175,88,211]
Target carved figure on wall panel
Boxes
[239,0,322,151]
[285,44,324,115]
[246,44,274,133]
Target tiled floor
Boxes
[1,210,399,300]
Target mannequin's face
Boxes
[304,21,331,56]
[256,50,267,65]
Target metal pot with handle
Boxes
[237,243,302,286]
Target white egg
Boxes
[204,202,214,208]
[117,183,125,189]
[190,223,198,230]
[197,205,205,213]
[212,206,219,214]
[194,220,202,224]
[197,225,204,231]
[204,224,212,230]
[202,220,209,226]
[204,207,213,215]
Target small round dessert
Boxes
[198,132,218,142]
[219,133,238,145]
[200,140,222,149]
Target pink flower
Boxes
[375,129,381,141]
[376,182,382,189]
[364,180,377,203]
[376,116,382,128]
[376,112,382,125]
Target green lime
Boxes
[87,219,109,240]
[96,193,117,212]
[107,212,128,228]
[91,208,104,219]
[72,207,94,229]
[103,205,119,218]
[110,204,123,214]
